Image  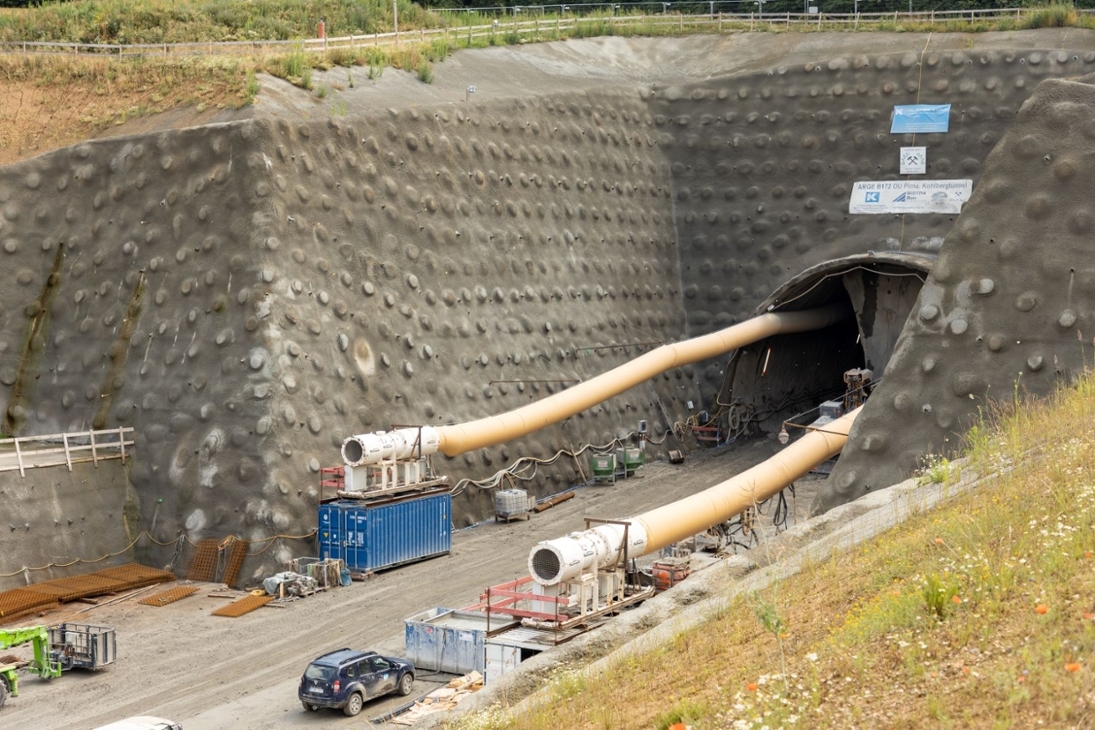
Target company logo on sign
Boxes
[849,180,973,215]
[891,105,951,134]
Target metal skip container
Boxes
[403,607,503,674]
[317,490,452,573]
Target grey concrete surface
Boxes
[2,32,1095,578]
[824,69,1095,508]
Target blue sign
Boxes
[890,104,951,134]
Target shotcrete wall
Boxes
[0,89,689,574]
[4,38,1095,574]
[659,48,1095,402]
[0,459,135,591]
[823,72,1095,507]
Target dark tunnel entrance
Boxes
[717,253,933,437]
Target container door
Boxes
[485,644,517,684]
[404,621,441,672]
[318,504,340,562]
[348,507,368,571]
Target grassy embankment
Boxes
[0,1,1092,160]
[445,377,1095,728]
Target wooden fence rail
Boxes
[0,427,135,476]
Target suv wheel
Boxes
[302,701,320,712]
[397,672,414,696]
[343,692,364,717]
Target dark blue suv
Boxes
[299,649,415,716]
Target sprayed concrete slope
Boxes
[2,32,1095,580]
[823,70,1095,507]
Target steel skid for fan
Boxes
[339,425,448,497]
[521,518,653,630]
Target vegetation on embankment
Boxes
[0,54,255,165]
[3,0,1095,45]
[0,0,435,44]
[450,378,1095,728]
[3,2,1095,163]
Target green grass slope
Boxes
[452,379,1095,729]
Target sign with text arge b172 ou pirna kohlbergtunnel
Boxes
[849,180,973,215]
[890,104,951,134]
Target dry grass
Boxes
[452,377,1095,729]
[0,54,252,165]
[3,3,1094,166]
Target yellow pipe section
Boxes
[435,303,850,457]
[633,405,862,554]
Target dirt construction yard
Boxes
[0,435,820,730]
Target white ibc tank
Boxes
[494,489,530,518]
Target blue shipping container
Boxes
[318,491,452,573]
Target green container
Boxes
[616,447,645,476]
[588,453,617,483]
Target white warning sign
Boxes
[899,146,926,175]
[849,180,973,215]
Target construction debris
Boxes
[262,572,319,598]
[286,558,347,588]
[389,671,485,726]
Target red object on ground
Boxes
[651,559,690,592]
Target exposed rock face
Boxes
[823,72,1095,508]
[2,41,1094,575]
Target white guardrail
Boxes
[0,7,1083,58]
[0,427,135,476]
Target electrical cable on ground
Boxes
[449,428,673,496]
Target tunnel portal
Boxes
[718,254,931,436]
